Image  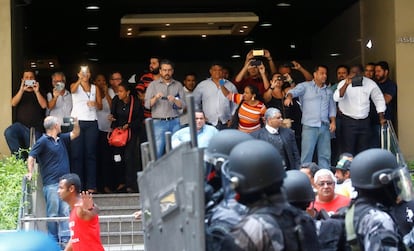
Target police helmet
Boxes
[283,170,315,204]
[350,149,414,201]
[227,139,285,195]
[204,129,253,166]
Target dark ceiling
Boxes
[18,0,358,68]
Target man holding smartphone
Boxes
[46,72,73,128]
[333,72,386,155]
[4,69,47,157]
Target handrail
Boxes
[17,176,29,230]
[381,120,406,166]
[16,127,38,230]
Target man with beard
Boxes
[375,61,398,118]
[128,56,161,142]
[144,59,185,157]
[369,61,398,147]
[334,152,355,198]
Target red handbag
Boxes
[108,96,134,147]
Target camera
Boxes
[276,75,286,81]
[24,79,35,87]
[62,117,75,133]
[282,62,295,68]
[351,76,363,87]
[250,59,262,66]
[55,82,65,91]
[252,49,264,57]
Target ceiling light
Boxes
[330,53,341,57]
[127,28,132,31]
[161,35,166,38]
[366,39,373,49]
[88,58,99,62]
[127,32,132,36]
[86,5,100,10]
[201,34,207,38]
[86,42,97,46]
[259,22,272,27]
[86,26,99,30]
[277,3,291,7]
[121,12,258,37]
[290,43,296,49]
[244,38,255,44]
[231,54,241,58]
[239,30,244,33]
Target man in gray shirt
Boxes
[193,62,238,130]
[144,59,185,157]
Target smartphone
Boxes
[250,59,262,66]
[351,76,363,87]
[252,49,264,57]
[24,79,35,87]
[55,82,65,91]
[81,66,88,76]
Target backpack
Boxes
[254,205,319,251]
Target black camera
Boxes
[351,76,363,87]
[276,75,286,81]
[62,117,74,133]
[250,60,262,66]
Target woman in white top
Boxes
[70,66,102,193]
[94,73,115,193]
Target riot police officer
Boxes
[347,148,414,250]
[220,140,320,251]
[204,129,253,251]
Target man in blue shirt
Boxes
[284,65,336,169]
[171,110,218,148]
[26,116,80,246]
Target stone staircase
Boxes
[93,193,144,251]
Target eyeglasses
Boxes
[317,181,334,186]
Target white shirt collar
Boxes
[265,124,279,134]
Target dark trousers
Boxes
[340,114,371,156]
[97,131,115,191]
[71,120,99,190]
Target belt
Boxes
[153,117,177,121]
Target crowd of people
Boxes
[4,48,405,250]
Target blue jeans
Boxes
[153,118,180,158]
[4,122,42,155]
[301,124,331,169]
[43,183,70,243]
[71,120,99,190]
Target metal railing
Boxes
[17,127,38,230]
[381,120,406,166]
[19,214,144,251]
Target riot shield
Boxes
[138,143,205,251]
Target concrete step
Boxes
[93,193,140,210]
[99,217,143,233]
[99,205,140,216]
[100,230,144,245]
[103,243,144,251]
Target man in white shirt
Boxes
[333,75,386,155]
